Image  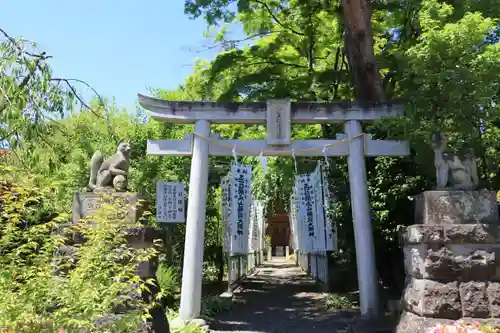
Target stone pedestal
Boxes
[72,191,147,224]
[415,190,498,225]
[397,190,500,333]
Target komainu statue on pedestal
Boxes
[431,132,479,190]
[88,142,131,192]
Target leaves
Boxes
[0,167,160,332]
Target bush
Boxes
[156,262,181,309]
[202,261,220,282]
[324,293,358,310]
[0,166,160,332]
[200,296,233,320]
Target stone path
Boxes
[209,258,357,333]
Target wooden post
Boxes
[165,225,174,264]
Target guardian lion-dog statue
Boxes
[88,142,131,192]
[431,132,478,190]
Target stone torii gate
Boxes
[138,95,410,321]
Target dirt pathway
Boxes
[209,258,357,333]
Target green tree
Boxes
[170,0,500,293]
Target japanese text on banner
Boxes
[229,164,252,254]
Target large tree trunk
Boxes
[341,0,385,103]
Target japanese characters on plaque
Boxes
[156,181,185,223]
[229,163,252,254]
[266,99,291,146]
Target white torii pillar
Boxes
[138,94,408,320]
[179,120,210,320]
[345,120,379,317]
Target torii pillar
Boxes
[139,95,409,321]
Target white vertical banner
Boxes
[156,181,185,223]
[311,163,326,252]
[302,174,317,253]
[249,200,263,252]
[248,199,255,252]
[248,199,254,252]
[229,163,252,254]
[292,177,301,251]
[256,201,265,251]
[221,175,232,252]
[321,162,337,251]
[289,194,298,251]
[295,174,311,252]
[290,164,336,253]
[255,202,262,251]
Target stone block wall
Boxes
[396,190,500,333]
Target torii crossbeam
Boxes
[139,95,409,321]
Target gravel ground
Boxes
[209,258,357,333]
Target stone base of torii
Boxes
[138,95,410,322]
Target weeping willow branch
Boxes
[0,27,112,148]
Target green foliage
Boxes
[184,1,347,102]
[156,263,181,299]
[265,235,271,247]
[170,322,205,333]
[324,293,358,310]
[0,166,159,332]
[200,296,233,320]
[165,295,233,333]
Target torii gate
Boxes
[138,95,409,321]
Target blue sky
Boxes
[1,0,240,111]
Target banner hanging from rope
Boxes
[290,161,337,253]
[289,192,299,252]
[249,199,265,252]
[293,174,313,252]
[256,200,266,251]
[221,174,231,253]
[248,198,257,252]
[311,163,326,252]
[321,162,337,251]
[229,163,253,254]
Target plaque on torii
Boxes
[266,99,291,146]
